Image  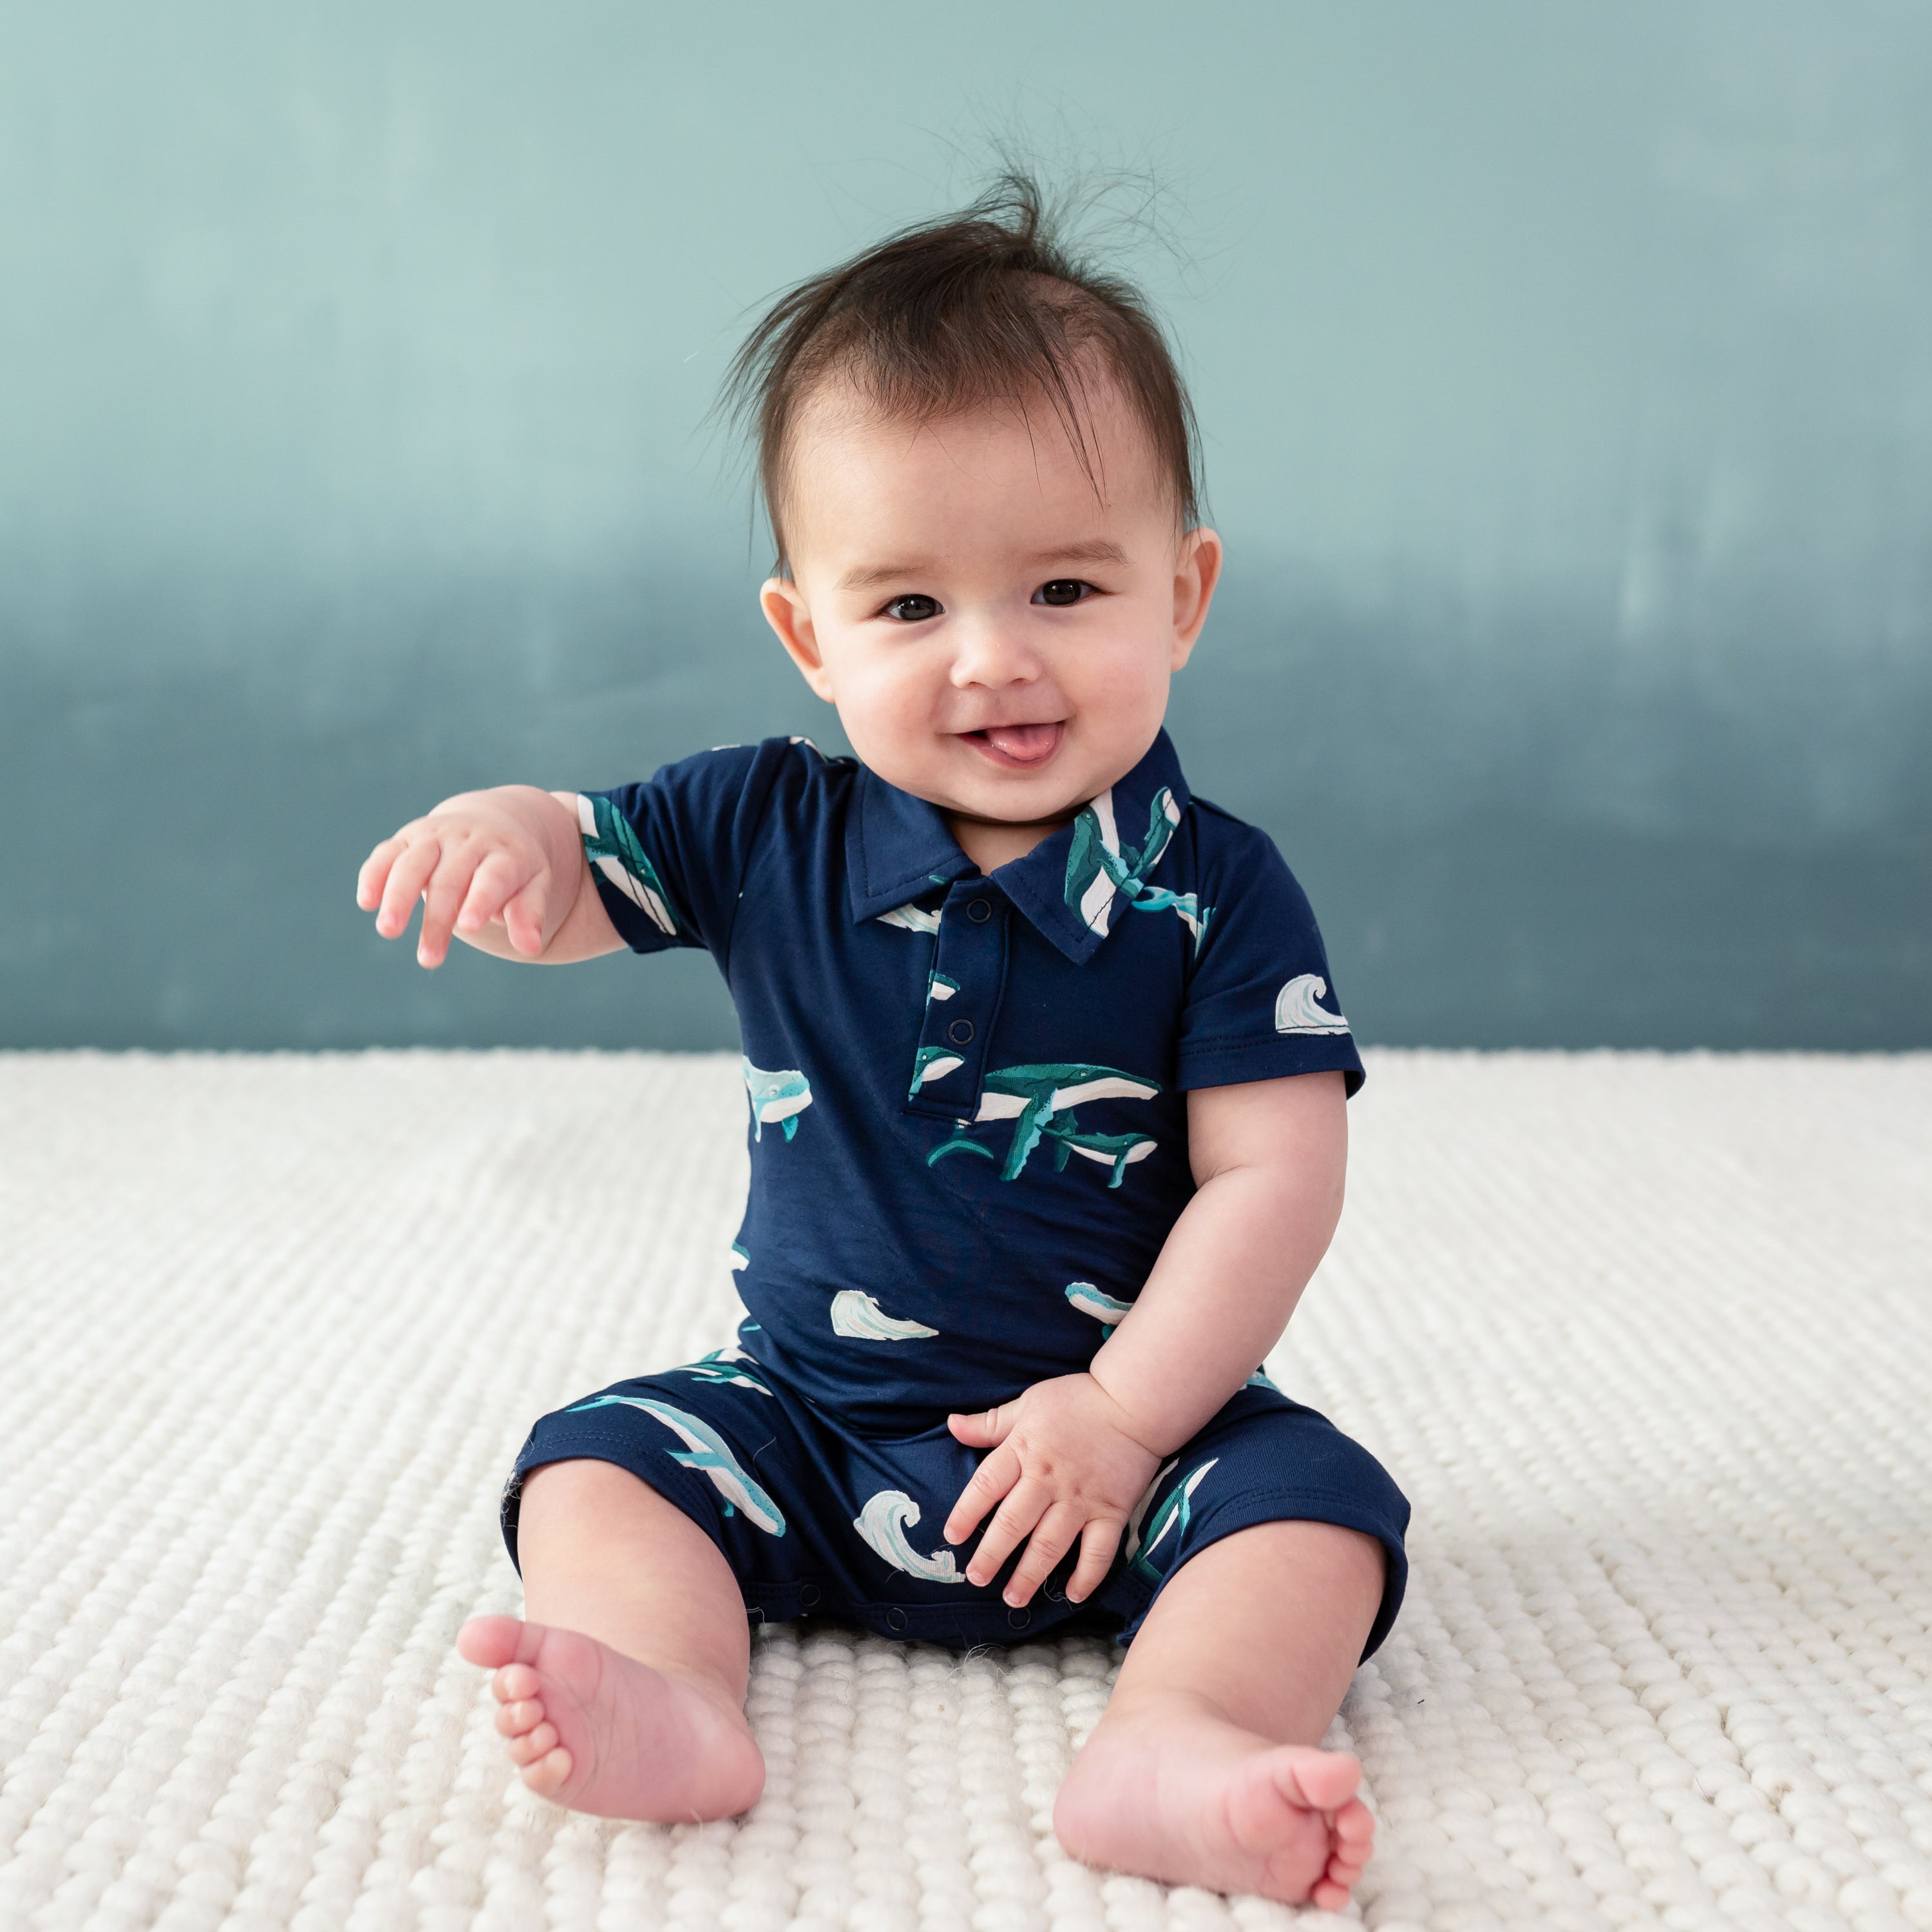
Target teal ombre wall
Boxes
[4,3,1928,1050]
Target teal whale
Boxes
[1064,786,1211,952]
[564,1394,785,1534]
[577,793,679,937]
[742,1059,813,1141]
[929,1063,1159,1186]
[1065,1282,1133,1325]
[1126,1457,1217,1581]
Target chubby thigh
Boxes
[500,1356,1410,1658]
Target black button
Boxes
[885,1607,907,1633]
[799,1583,821,1611]
[1007,1606,1032,1630]
[946,1018,975,1046]
[966,898,993,923]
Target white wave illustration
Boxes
[563,1394,785,1535]
[830,1290,940,1341]
[878,902,942,934]
[853,1489,966,1584]
[1064,1282,1133,1325]
[1273,973,1350,1035]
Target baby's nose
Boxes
[948,618,1041,685]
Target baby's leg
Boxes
[1053,1520,1384,1910]
[457,1458,764,1822]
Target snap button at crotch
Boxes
[799,1582,822,1611]
[885,1607,907,1633]
[946,1018,974,1045]
[1007,1606,1032,1630]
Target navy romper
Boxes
[501,729,1410,1656]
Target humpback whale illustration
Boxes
[1126,1458,1217,1580]
[1065,1282,1134,1325]
[907,1046,965,1097]
[563,1394,785,1533]
[1063,786,1211,952]
[1273,974,1350,1036]
[853,1490,966,1584]
[926,972,960,1003]
[742,1059,813,1140]
[927,1063,1160,1186]
[577,794,678,936]
[877,901,942,934]
[1245,1367,1282,1392]
[829,1290,940,1341]
[729,1242,750,1271]
[674,1345,773,1395]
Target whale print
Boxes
[729,1242,750,1271]
[1246,1367,1282,1392]
[563,1394,786,1534]
[853,1490,966,1584]
[926,972,960,1003]
[674,1346,773,1396]
[928,1063,1160,1188]
[577,794,678,937]
[1127,1457,1218,1581]
[908,1046,965,1097]
[742,1058,813,1141]
[830,1290,940,1340]
[1273,974,1350,1036]
[877,902,942,934]
[1063,786,1211,952]
[1065,1282,1133,1325]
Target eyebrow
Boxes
[835,538,1130,594]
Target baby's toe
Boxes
[457,1614,531,1671]
[1309,1875,1354,1913]
[495,1696,546,1738]
[507,1720,560,1767]
[1333,1797,1375,1845]
[519,1743,574,1794]
[493,1662,540,1704]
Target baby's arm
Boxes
[943,1070,1347,1607]
[1087,1069,1348,1446]
[356,786,623,967]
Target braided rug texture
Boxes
[1,1049,1927,1932]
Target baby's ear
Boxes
[1171,526,1223,667]
[761,577,836,701]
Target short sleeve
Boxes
[576,741,786,963]
[1175,813,1366,1097]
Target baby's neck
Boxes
[943,810,1074,876]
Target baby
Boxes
[356,178,1409,1911]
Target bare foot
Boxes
[1052,1699,1374,1909]
[457,1614,764,1823]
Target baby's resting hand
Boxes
[943,1374,1164,1609]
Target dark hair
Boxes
[721,173,1203,569]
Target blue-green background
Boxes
[5,3,1927,1050]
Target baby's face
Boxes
[761,379,1220,847]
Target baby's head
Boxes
[729,176,1222,849]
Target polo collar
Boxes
[846,728,1195,965]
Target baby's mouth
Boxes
[961,721,1064,768]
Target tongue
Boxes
[985,722,1057,761]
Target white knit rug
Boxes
[1,1050,1928,1932]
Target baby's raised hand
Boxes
[943,1373,1163,1609]
[355,788,571,967]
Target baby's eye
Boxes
[1032,579,1094,607]
[883,594,942,623]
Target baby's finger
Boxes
[1065,1515,1126,1604]
[500,873,551,956]
[964,1478,1048,1589]
[1001,1501,1084,1607]
[943,1439,1019,1547]
[413,850,473,966]
[457,849,533,934]
[375,837,441,940]
[356,837,404,911]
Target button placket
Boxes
[903,884,1007,1119]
